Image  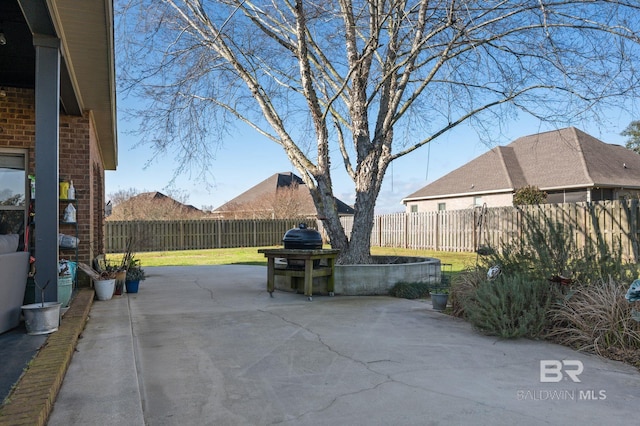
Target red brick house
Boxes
[0,0,117,298]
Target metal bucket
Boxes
[431,293,449,311]
[21,302,61,335]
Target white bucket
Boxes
[94,279,115,301]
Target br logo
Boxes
[540,360,584,383]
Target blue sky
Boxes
[106,104,634,214]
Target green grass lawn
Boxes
[109,246,477,273]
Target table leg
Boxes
[304,258,313,301]
[267,257,275,297]
[327,256,335,296]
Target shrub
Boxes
[389,281,430,299]
[464,273,557,338]
[450,267,485,318]
[513,185,547,205]
[480,206,638,285]
[547,278,640,368]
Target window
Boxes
[547,189,588,204]
[410,205,418,213]
[437,202,446,211]
[0,150,28,239]
[474,196,482,206]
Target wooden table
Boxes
[258,249,340,301]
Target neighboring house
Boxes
[403,127,640,212]
[0,1,117,297]
[107,192,203,221]
[213,172,355,219]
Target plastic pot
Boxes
[94,279,115,301]
[125,280,140,294]
[431,293,449,311]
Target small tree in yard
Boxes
[513,186,547,206]
[117,1,640,264]
[621,120,640,155]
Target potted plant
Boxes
[113,265,127,295]
[94,267,119,301]
[125,259,146,294]
[114,238,136,295]
[21,277,62,335]
[430,286,449,311]
[76,259,119,301]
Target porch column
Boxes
[33,35,60,302]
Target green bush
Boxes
[480,206,638,285]
[465,273,557,338]
[389,281,430,299]
[513,185,547,205]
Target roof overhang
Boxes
[402,183,640,205]
[50,0,117,169]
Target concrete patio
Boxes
[4,265,640,425]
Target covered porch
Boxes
[0,0,117,312]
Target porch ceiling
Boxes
[0,0,117,170]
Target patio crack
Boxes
[194,279,215,299]
[258,309,388,376]
[259,309,434,423]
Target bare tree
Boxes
[117,0,640,263]
[107,191,205,220]
[108,188,140,207]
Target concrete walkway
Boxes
[48,265,639,425]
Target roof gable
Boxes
[404,127,640,201]
[215,172,354,215]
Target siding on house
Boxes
[405,192,514,212]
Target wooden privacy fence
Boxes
[105,201,640,261]
[105,218,316,253]
[337,200,640,261]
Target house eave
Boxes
[402,188,513,204]
[51,0,118,170]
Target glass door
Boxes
[0,149,28,250]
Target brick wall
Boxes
[0,86,107,283]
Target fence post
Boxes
[435,211,440,251]
[404,213,409,249]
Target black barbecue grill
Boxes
[282,223,322,250]
[282,224,323,268]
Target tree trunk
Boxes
[310,149,388,265]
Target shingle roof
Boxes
[215,172,355,215]
[121,192,201,212]
[403,127,640,201]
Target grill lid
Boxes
[283,223,322,249]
